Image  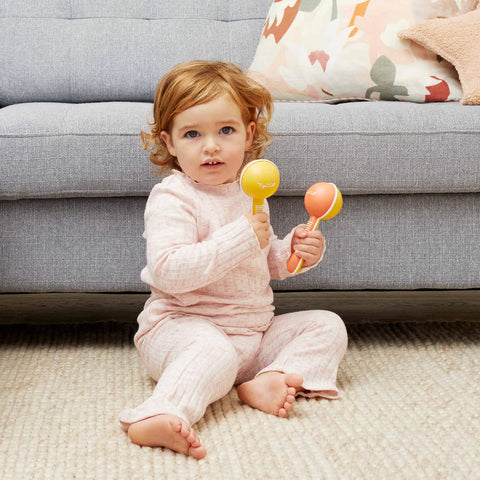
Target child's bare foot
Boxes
[237,371,304,418]
[127,414,207,459]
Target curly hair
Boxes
[140,61,274,175]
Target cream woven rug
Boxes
[1,321,479,480]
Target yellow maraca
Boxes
[240,159,280,214]
[287,182,343,274]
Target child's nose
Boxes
[203,136,220,153]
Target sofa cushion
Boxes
[0,102,156,200]
[269,100,480,195]
[0,0,271,106]
[248,0,471,103]
[399,9,480,105]
[1,101,479,200]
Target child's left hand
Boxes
[291,225,325,268]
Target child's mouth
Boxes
[202,160,224,168]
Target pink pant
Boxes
[119,310,348,427]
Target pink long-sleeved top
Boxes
[135,170,321,341]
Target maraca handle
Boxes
[306,216,321,231]
[287,215,320,274]
[287,252,304,274]
[252,198,264,215]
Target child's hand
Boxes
[291,225,325,268]
[246,212,271,249]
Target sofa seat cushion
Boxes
[1,101,479,200]
[270,101,480,195]
[0,102,157,200]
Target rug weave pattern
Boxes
[0,322,479,479]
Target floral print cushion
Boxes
[248,0,477,103]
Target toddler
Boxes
[119,61,348,459]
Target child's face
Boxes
[161,95,255,185]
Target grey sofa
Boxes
[1,0,479,324]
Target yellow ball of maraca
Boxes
[240,159,280,214]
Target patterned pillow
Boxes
[248,0,478,103]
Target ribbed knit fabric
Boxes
[134,170,322,340]
[118,171,343,427]
[119,310,347,426]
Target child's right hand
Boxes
[246,212,271,249]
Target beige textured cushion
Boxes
[399,8,480,104]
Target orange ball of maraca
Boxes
[304,182,343,220]
[286,182,342,274]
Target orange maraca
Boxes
[287,182,343,274]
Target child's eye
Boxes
[185,131,199,138]
[220,126,234,135]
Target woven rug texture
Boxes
[0,321,479,480]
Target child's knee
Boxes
[310,310,348,350]
[329,311,348,347]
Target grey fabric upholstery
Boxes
[1,193,478,292]
[1,102,479,199]
[0,2,268,105]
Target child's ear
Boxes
[161,130,176,156]
[245,121,256,151]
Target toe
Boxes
[172,421,183,433]
[189,445,207,460]
[190,437,201,448]
[285,373,304,388]
[186,430,197,444]
[278,408,288,418]
[179,422,191,438]
[284,401,292,412]
[286,394,295,403]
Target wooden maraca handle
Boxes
[287,215,321,273]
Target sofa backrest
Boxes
[0,0,271,106]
